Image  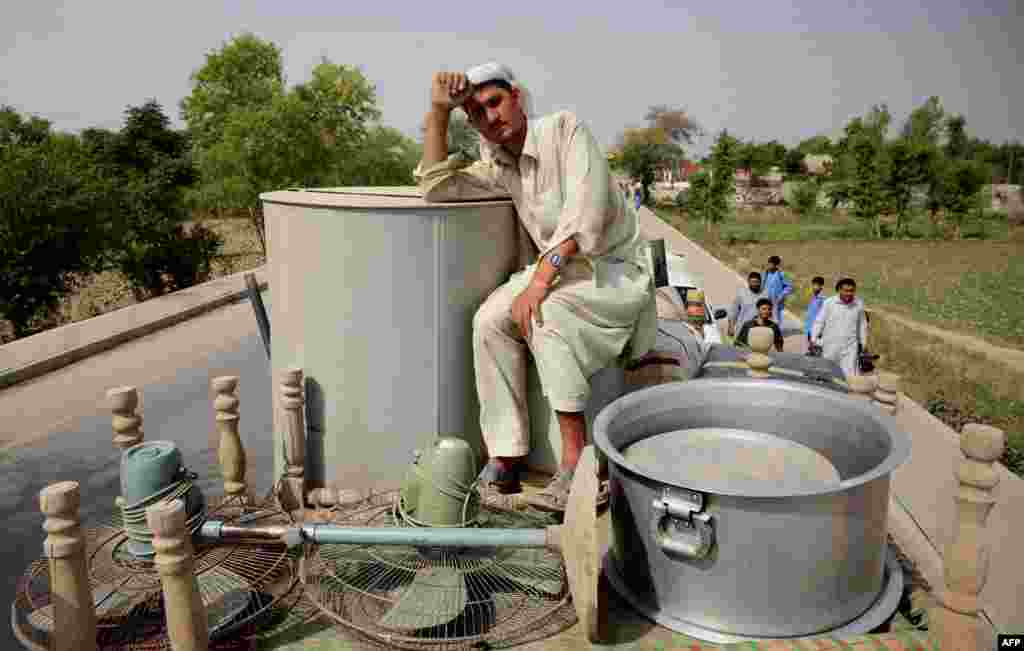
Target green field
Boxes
[657,205,1024,473]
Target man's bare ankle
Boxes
[494,456,523,472]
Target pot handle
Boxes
[650,490,714,561]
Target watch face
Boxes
[550,254,562,268]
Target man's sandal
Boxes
[524,470,611,514]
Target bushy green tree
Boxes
[846,132,889,238]
[688,131,739,228]
[182,35,380,256]
[0,117,118,336]
[342,125,423,186]
[86,100,220,301]
[939,158,990,239]
[706,131,740,225]
[790,179,820,217]
[883,139,935,236]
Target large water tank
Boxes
[260,187,520,492]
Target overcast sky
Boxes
[3,0,1021,158]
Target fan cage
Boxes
[302,490,577,650]
[12,492,301,651]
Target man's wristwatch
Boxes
[548,253,563,269]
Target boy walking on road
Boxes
[764,255,793,326]
[727,272,767,339]
[735,298,785,352]
[804,276,826,345]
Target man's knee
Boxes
[473,301,505,338]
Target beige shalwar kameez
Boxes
[415,111,656,457]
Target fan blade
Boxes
[492,560,564,596]
[378,565,466,631]
[28,579,136,633]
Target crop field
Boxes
[658,207,1024,348]
[658,206,1024,473]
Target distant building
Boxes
[803,155,833,176]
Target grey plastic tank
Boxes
[259,187,521,492]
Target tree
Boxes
[944,114,970,161]
[688,131,739,229]
[827,104,893,224]
[87,100,221,301]
[939,158,989,239]
[900,96,944,148]
[783,148,806,177]
[343,125,422,186]
[183,36,381,256]
[0,121,118,337]
[644,105,701,145]
[0,106,52,146]
[706,131,740,226]
[615,125,685,203]
[846,134,889,238]
[796,135,833,156]
[180,33,285,152]
[883,139,935,236]
[735,139,778,185]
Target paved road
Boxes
[0,221,808,651]
[0,295,276,651]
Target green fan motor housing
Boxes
[401,437,479,527]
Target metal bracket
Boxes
[650,487,714,561]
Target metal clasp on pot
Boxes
[650,487,714,561]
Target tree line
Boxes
[1,33,426,340]
[613,97,1023,239]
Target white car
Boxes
[663,254,727,344]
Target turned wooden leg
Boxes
[40,481,98,651]
[108,386,143,509]
[212,376,247,500]
[147,499,209,651]
[745,326,773,377]
[928,423,1004,651]
[280,367,306,512]
[847,374,877,400]
[873,371,900,414]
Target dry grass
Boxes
[870,312,1024,472]
[0,216,264,343]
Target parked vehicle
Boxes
[664,254,728,344]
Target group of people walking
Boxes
[727,256,869,377]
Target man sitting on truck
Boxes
[735,298,785,352]
[415,62,656,513]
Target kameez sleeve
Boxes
[811,300,829,342]
[541,115,617,259]
[414,152,509,202]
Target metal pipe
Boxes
[197,520,550,549]
[244,273,271,360]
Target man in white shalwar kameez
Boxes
[811,278,868,377]
[416,63,656,512]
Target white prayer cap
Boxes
[465,61,534,117]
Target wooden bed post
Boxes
[929,422,1004,650]
[280,367,307,512]
[147,499,209,651]
[40,481,98,651]
[108,386,143,509]
[213,375,248,501]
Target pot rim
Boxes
[592,378,911,498]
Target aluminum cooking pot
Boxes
[592,378,910,641]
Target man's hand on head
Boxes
[431,71,471,113]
